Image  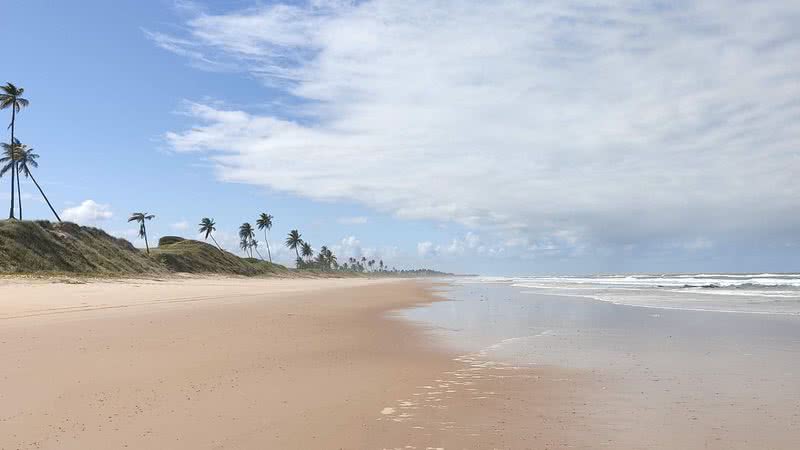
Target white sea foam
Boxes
[502,273,800,315]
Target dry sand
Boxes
[0,277,586,449]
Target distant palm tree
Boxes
[379,260,384,271]
[239,222,256,258]
[198,217,222,251]
[317,246,329,270]
[13,141,61,222]
[326,248,337,270]
[1,83,29,219]
[128,212,155,254]
[256,212,274,263]
[285,229,303,259]
[301,241,313,260]
[250,238,264,260]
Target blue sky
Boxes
[4,1,800,275]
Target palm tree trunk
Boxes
[264,230,272,263]
[28,173,61,222]
[16,172,22,220]
[143,223,150,254]
[254,245,263,260]
[210,234,223,251]
[8,107,15,219]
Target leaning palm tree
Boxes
[239,222,256,258]
[301,241,313,261]
[1,83,29,219]
[285,229,303,259]
[250,238,264,260]
[256,212,274,263]
[13,141,61,222]
[128,212,155,254]
[198,218,222,251]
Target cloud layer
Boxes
[154,0,800,258]
[62,200,113,224]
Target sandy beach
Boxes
[0,277,584,449]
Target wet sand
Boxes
[0,277,584,449]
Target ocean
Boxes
[486,273,800,315]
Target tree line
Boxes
[127,211,395,273]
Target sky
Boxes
[3,0,800,275]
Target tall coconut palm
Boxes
[239,222,256,258]
[301,241,313,261]
[11,141,62,222]
[198,218,222,251]
[128,212,155,254]
[256,212,274,263]
[285,229,303,259]
[1,83,29,219]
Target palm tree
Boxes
[0,141,22,208]
[198,218,222,251]
[256,213,274,263]
[301,241,313,261]
[379,260,384,272]
[128,212,155,254]
[1,83,29,219]
[11,141,62,222]
[318,246,329,270]
[285,229,303,259]
[250,238,263,260]
[326,248,337,270]
[239,222,255,258]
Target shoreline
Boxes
[0,276,584,448]
[406,280,800,449]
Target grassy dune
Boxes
[0,220,166,274]
[0,220,290,276]
[151,236,291,276]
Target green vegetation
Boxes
[0,220,165,274]
[150,236,288,276]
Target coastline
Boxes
[0,277,583,449]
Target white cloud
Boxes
[417,241,437,258]
[171,220,190,231]
[336,216,368,225]
[155,0,800,258]
[61,200,113,224]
